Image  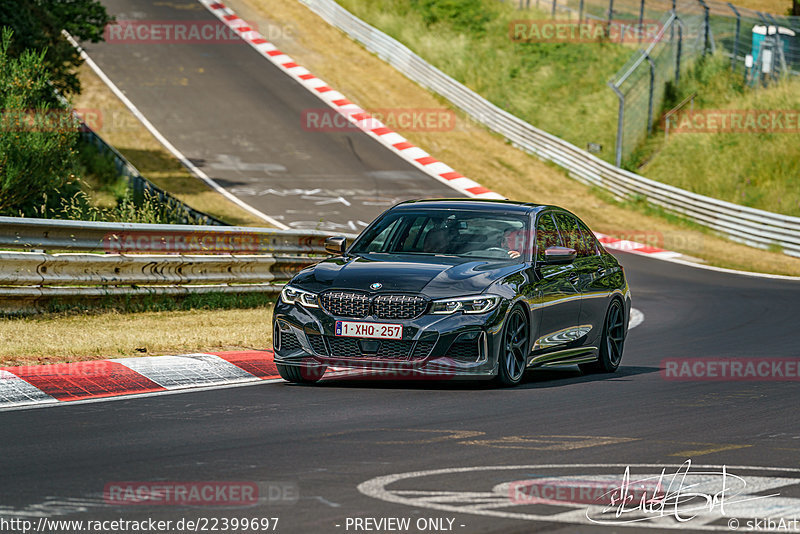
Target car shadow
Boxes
[292,365,660,391]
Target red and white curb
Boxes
[198,0,503,201]
[593,233,682,260]
[0,310,645,411]
[0,351,279,410]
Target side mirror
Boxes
[324,236,347,255]
[543,246,576,264]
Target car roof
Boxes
[392,198,549,214]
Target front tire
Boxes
[494,306,529,387]
[277,363,326,384]
[580,299,625,374]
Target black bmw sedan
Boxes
[272,199,631,386]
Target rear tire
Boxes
[580,299,625,374]
[493,306,530,387]
[277,363,326,384]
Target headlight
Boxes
[431,295,502,315]
[280,285,319,308]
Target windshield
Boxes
[350,209,531,260]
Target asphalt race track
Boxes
[2,253,800,533]
[82,0,460,232]
[3,0,799,532]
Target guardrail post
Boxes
[765,13,788,76]
[551,0,557,19]
[645,52,656,135]
[578,0,585,24]
[132,173,145,207]
[608,0,615,34]
[608,82,625,167]
[697,0,710,55]
[727,3,741,70]
[675,17,683,83]
[670,0,676,41]
[638,0,646,43]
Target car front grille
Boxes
[319,291,428,320]
[320,291,371,318]
[320,336,436,361]
[374,294,428,320]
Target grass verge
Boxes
[329,0,800,217]
[0,295,275,365]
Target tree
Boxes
[0,29,80,213]
[0,0,112,96]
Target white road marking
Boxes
[358,464,800,531]
[628,307,644,330]
[62,31,288,229]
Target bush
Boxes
[0,29,80,214]
[0,0,112,96]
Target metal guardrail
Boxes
[0,216,339,254]
[300,0,800,258]
[0,252,314,286]
[0,217,358,313]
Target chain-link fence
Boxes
[510,0,800,165]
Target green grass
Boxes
[640,54,800,216]
[335,0,800,216]
[336,0,632,159]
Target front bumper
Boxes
[272,299,509,379]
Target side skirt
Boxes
[527,346,599,368]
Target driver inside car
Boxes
[502,228,522,259]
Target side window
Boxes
[576,220,600,256]
[535,213,562,261]
[365,217,402,252]
[395,216,428,252]
[553,213,584,256]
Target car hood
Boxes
[291,254,525,298]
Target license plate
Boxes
[335,321,403,339]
